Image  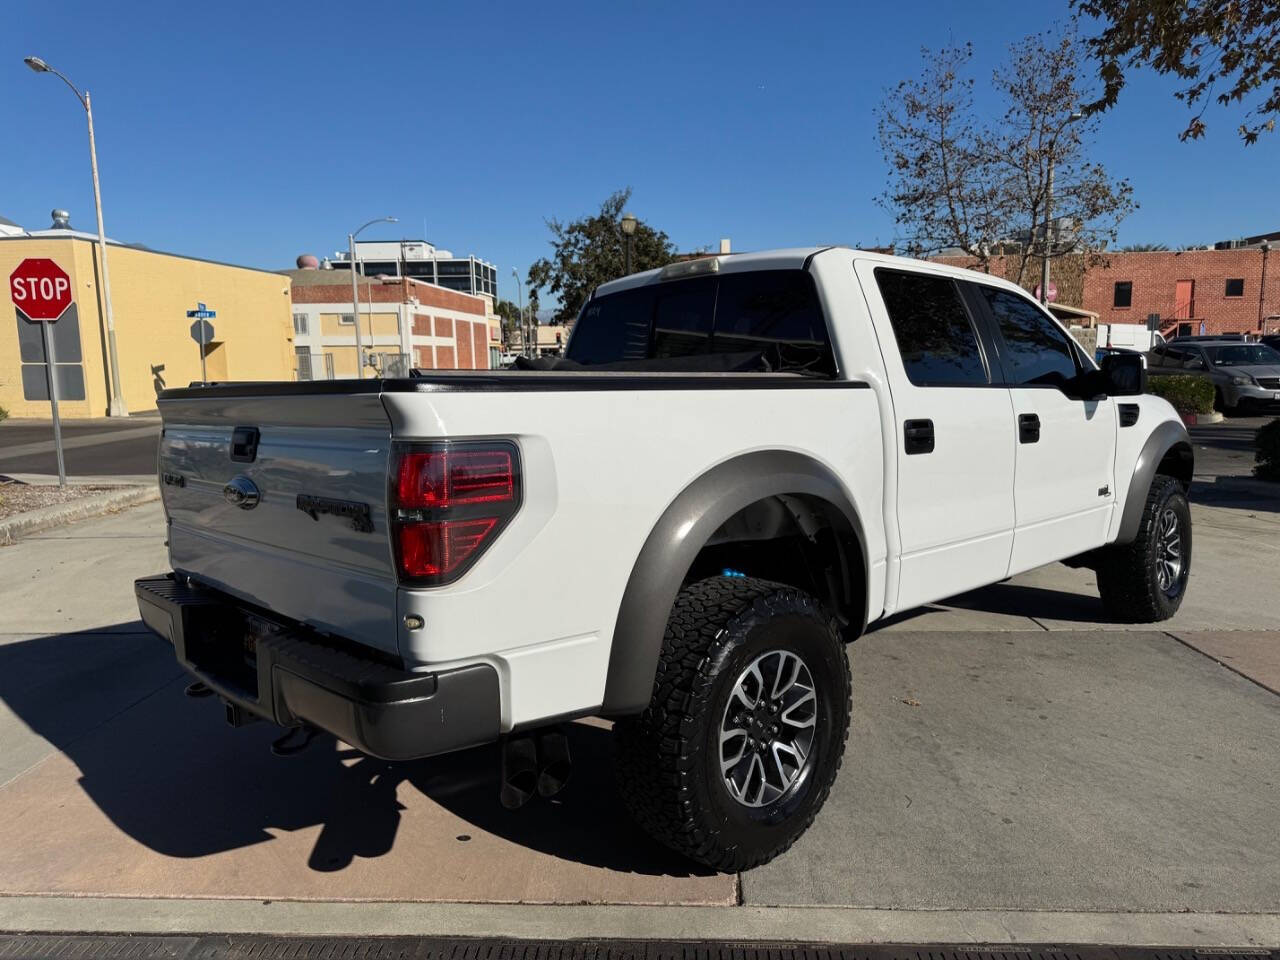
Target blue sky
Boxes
[4,0,1276,304]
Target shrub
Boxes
[1146,374,1214,414]
[1255,419,1280,481]
[0,404,8,422]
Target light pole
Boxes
[25,56,127,416]
[620,211,638,276]
[348,216,396,378]
[511,268,529,358]
[1040,111,1083,306]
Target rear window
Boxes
[565,270,835,375]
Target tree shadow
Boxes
[1189,476,1280,513]
[0,625,709,879]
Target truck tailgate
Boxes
[157,391,399,655]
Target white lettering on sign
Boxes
[11,276,70,302]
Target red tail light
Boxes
[392,441,520,585]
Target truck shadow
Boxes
[0,625,711,881]
[872,580,1112,629]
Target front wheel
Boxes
[1096,475,1192,622]
[614,576,851,871]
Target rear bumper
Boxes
[134,574,500,761]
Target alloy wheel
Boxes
[718,649,819,808]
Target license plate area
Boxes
[182,607,277,702]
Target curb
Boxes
[1180,410,1225,425]
[0,485,159,545]
[0,897,1277,947]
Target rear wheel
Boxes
[1096,475,1191,622]
[614,576,851,871]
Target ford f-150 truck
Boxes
[135,248,1193,870]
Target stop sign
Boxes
[9,258,73,321]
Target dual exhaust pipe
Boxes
[500,728,572,809]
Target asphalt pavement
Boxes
[0,415,160,477]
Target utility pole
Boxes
[1040,112,1083,306]
[512,268,528,358]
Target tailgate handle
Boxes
[230,426,260,463]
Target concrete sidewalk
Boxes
[0,499,1277,945]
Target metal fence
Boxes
[295,353,335,381]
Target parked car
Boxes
[1261,334,1280,353]
[1096,323,1165,353]
[1095,345,1147,366]
[1148,339,1280,412]
[135,248,1193,871]
[1168,333,1246,343]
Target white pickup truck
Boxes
[136,248,1193,871]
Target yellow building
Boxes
[1,227,294,418]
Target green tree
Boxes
[528,188,676,325]
[1073,0,1280,143]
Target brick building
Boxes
[1082,247,1278,337]
[933,244,1279,338]
[285,268,494,378]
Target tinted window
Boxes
[875,269,987,386]
[979,287,1079,386]
[1114,281,1133,307]
[568,285,654,364]
[713,271,832,374]
[566,270,834,374]
[1225,278,1245,297]
[651,277,716,358]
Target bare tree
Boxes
[876,32,1134,286]
[993,32,1135,288]
[875,44,1010,271]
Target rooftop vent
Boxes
[50,209,72,229]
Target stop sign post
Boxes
[9,258,71,485]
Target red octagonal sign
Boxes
[10,257,73,321]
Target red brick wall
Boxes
[437,345,455,368]
[414,346,434,369]
[472,323,489,370]
[404,278,486,315]
[291,276,486,317]
[456,320,473,368]
[413,313,432,336]
[433,316,452,339]
[1082,249,1279,335]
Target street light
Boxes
[1040,111,1084,306]
[25,55,127,416]
[511,267,530,359]
[620,211,638,275]
[348,216,396,378]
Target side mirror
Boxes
[1185,358,1205,370]
[1100,352,1146,396]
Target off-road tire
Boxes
[613,576,851,871]
[1096,474,1191,622]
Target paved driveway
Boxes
[0,489,1277,922]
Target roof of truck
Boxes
[594,246,1032,299]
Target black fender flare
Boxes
[600,450,868,715]
[1115,419,1193,544]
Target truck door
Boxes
[966,283,1118,574]
[858,264,1016,612]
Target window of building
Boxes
[1225,278,1245,298]
[874,269,987,386]
[339,314,355,325]
[977,286,1080,387]
[292,312,309,335]
[1113,281,1133,308]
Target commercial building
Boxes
[1,211,294,419]
[329,239,498,299]
[286,266,496,377]
[934,239,1279,338]
[1082,245,1278,337]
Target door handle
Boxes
[1018,413,1040,444]
[904,419,935,455]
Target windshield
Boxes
[1205,344,1280,366]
